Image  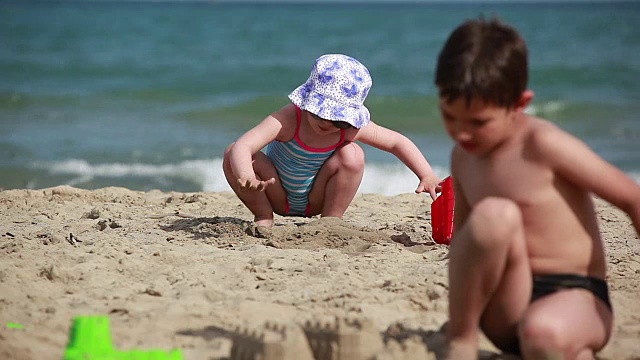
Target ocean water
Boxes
[2,1,639,195]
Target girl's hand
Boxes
[237,177,276,192]
[415,175,441,200]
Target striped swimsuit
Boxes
[264,106,346,216]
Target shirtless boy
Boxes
[434,18,640,359]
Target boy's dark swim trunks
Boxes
[502,273,612,355]
[531,273,611,310]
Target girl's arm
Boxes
[228,104,295,184]
[354,121,440,199]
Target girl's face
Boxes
[307,111,351,134]
[439,97,517,157]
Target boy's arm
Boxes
[354,121,440,199]
[534,123,640,235]
[451,147,472,233]
[228,104,293,184]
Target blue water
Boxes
[1,1,639,194]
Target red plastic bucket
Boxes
[431,176,455,245]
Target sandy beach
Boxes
[1,186,639,359]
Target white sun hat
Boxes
[288,54,373,129]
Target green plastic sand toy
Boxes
[64,315,183,360]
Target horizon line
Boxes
[12,0,640,3]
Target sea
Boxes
[2,0,639,195]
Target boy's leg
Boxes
[222,144,288,226]
[519,289,613,359]
[447,197,532,359]
[306,142,365,217]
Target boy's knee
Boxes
[474,197,520,221]
[469,197,522,246]
[519,313,568,358]
[332,143,365,172]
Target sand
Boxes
[0,185,639,359]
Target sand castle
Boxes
[228,317,435,360]
[302,318,383,360]
[229,321,314,360]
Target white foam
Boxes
[32,158,451,196]
[525,100,567,116]
[32,158,639,195]
[628,172,640,185]
[359,163,451,195]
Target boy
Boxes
[435,18,640,359]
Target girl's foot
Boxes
[254,217,273,228]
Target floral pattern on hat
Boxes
[288,54,372,129]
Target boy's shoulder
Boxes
[518,115,592,171]
[526,115,558,132]
[522,115,568,151]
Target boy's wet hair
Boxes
[435,17,528,108]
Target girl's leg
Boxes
[518,289,612,360]
[222,144,288,226]
[306,142,365,217]
[447,197,532,359]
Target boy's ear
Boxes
[515,90,535,112]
